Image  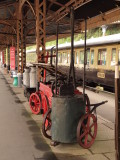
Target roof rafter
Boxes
[47,0,92,22]
[79,7,120,31]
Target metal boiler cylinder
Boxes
[23,68,30,87]
[30,66,36,88]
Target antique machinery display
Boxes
[0,0,119,155]
[28,7,107,149]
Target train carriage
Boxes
[27,33,120,91]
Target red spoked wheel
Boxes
[29,93,41,115]
[42,108,51,139]
[77,113,97,149]
[40,91,49,116]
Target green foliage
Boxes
[106,24,120,35]
[26,52,37,63]
[26,45,36,50]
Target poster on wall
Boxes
[10,47,15,70]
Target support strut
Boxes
[35,0,46,82]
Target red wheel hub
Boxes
[77,113,97,149]
[29,93,41,115]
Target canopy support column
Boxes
[35,0,46,82]
[83,19,87,99]
[17,3,26,73]
[17,18,23,73]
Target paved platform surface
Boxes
[0,67,116,160]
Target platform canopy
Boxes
[0,0,119,48]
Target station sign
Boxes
[10,47,15,70]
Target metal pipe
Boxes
[68,7,76,89]
[70,7,76,89]
[55,24,59,95]
[83,19,87,99]
[50,46,55,66]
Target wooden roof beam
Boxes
[79,7,120,31]
[48,0,64,8]
[47,0,92,22]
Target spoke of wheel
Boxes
[33,95,35,101]
[36,99,39,103]
[46,116,51,122]
[45,124,51,132]
[80,129,88,139]
[35,107,38,112]
[84,133,89,145]
[87,115,90,129]
[33,106,35,110]
[89,131,94,139]
[36,102,40,105]
[82,123,87,130]
[35,97,37,103]
[89,122,95,130]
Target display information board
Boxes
[10,47,15,70]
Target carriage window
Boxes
[62,52,68,64]
[74,52,78,64]
[87,49,90,65]
[68,53,70,63]
[76,52,79,64]
[58,52,62,63]
[111,48,116,66]
[98,49,107,65]
[79,51,84,64]
[91,50,94,64]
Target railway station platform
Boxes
[0,66,115,160]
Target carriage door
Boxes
[118,49,120,65]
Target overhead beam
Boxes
[79,7,120,31]
[47,0,92,22]
[48,0,64,8]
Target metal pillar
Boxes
[83,19,87,99]
[2,51,4,65]
[55,24,58,95]
[22,9,26,71]
[115,64,120,160]
[35,0,46,82]
[17,18,23,73]
[71,7,76,89]
[17,3,26,73]
[6,47,8,67]
[68,7,76,89]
